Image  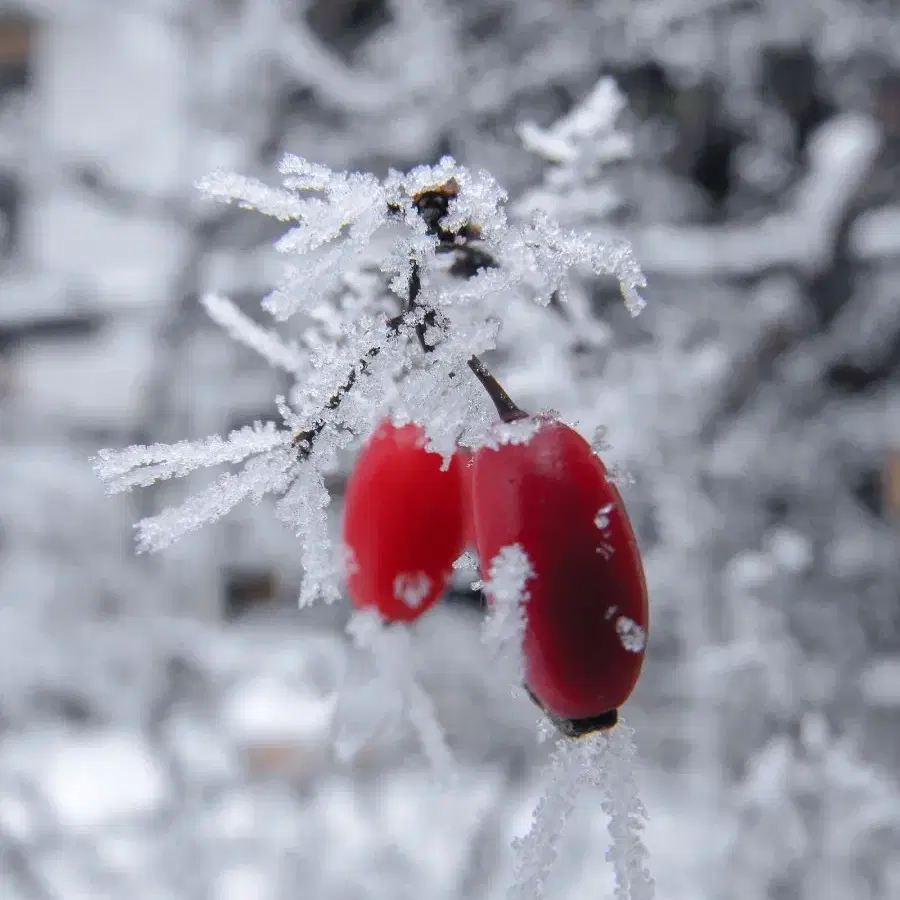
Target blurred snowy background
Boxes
[1,0,899,898]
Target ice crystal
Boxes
[616,617,647,654]
[345,611,455,785]
[595,502,615,531]
[393,572,432,609]
[482,545,534,696]
[518,78,632,185]
[510,720,654,900]
[591,424,613,455]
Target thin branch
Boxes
[290,345,381,456]
[290,186,530,454]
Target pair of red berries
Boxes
[342,416,649,733]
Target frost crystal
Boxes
[452,549,479,570]
[345,611,455,785]
[595,502,615,531]
[591,424,612,454]
[517,78,633,226]
[510,720,654,900]
[200,293,304,374]
[393,572,432,609]
[482,544,535,695]
[607,465,636,487]
[616,617,647,654]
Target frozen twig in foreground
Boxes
[482,544,534,695]
[345,610,456,786]
[509,718,654,900]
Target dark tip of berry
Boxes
[556,708,619,737]
[525,685,619,737]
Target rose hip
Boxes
[343,420,467,623]
[471,416,649,732]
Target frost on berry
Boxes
[510,719,654,900]
[606,465,636,488]
[616,617,647,654]
[452,549,479,570]
[481,544,534,696]
[393,572,432,609]
[595,502,615,531]
[591,424,613,455]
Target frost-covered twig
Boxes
[93,422,290,493]
[345,610,456,785]
[200,293,305,374]
[510,719,654,900]
[482,544,535,695]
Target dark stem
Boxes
[407,259,437,353]
[291,345,379,456]
[405,256,528,423]
[466,356,528,423]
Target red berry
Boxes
[471,417,649,726]
[458,450,477,550]
[343,420,467,623]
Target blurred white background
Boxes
[0,1,899,898]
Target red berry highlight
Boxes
[343,420,467,623]
[471,417,649,724]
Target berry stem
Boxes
[466,356,528,423]
[405,259,528,424]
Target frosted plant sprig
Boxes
[94,154,645,606]
[201,293,305,374]
[510,719,654,900]
[518,77,632,179]
[346,610,456,785]
[482,544,535,695]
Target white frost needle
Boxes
[345,610,456,787]
[482,544,534,696]
[509,718,654,900]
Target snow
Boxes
[35,8,186,194]
[9,317,158,431]
[851,205,900,260]
[221,675,338,748]
[345,611,455,783]
[859,658,900,708]
[509,722,653,900]
[214,865,272,900]
[38,731,169,830]
[482,544,534,694]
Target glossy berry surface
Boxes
[343,421,467,623]
[471,418,649,722]
[458,450,477,551]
